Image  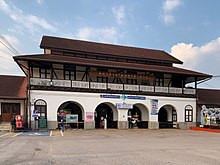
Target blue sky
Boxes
[0,0,220,88]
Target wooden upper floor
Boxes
[13,36,212,97]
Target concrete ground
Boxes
[0,129,220,165]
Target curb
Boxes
[190,126,220,133]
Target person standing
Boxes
[10,116,16,132]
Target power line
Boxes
[0,49,14,56]
[213,75,220,78]
[203,82,215,88]
[0,34,20,55]
[0,40,17,56]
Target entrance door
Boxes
[1,103,20,122]
[128,105,142,128]
[95,103,114,129]
[158,108,168,128]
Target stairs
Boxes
[0,122,11,132]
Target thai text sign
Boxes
[100,94,146,100]
[86,112,94,122]
[116,103,133,109]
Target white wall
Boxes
[30,90,196,123]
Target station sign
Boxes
[100,94,146,100]
[116,103,133,109]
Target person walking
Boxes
[60,119,64,132]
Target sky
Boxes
[0,0,220,89]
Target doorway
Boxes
[1,103,20,122]
[95,103,116,129]
[57,101,84,129]
[128,105,142,128]
[158,105,177,128]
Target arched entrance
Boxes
[57,101,84,129]
[128,104,149,129]
[158,105,177,129]
[95,103,117,129]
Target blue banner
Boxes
[100,94,146,100]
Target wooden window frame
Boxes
[185,105,193,122]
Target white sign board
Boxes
[116,103,133,109]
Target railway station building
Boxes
[13,36,212,130]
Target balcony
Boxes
[30,78,196,97]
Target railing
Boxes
[30,78,196,95]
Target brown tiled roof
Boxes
[0,75,27,99]
[14,54,211,82]
[197,89,220,105]
[40,36,183,64]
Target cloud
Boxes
[37,0,44,5]
[170,37,220,69]
[75,27,119,43]
[0,0,57,34]
[160,0,182,25]
[112,5,126,25]
[0,35,24,76]
[163,0,182,12]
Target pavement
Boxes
[0,129,220,165]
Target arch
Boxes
[57,101,85,129]
[128,103,149,129]
[95,102,118,129]
[158,104,177,129]
[34,99,47,117]
[185,105,193,122]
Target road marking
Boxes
[12,132,23,137]
[0,133,9,138]
[60,130,64,136]
[50,131,52,137]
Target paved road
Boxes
[0,129,220,165]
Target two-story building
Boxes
[14,36,212,130]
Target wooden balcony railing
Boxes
[30,78,196,95]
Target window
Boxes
[185,105,193,122]
[64,70,75,80]
[51,50,63,55]
[40,68,50,78]
[126,71,137,85]
[1,103,20,115]
[97,68,108,83]
[64,65,76,80]
[12,106,19,114]
[75,54,86,58]
[155,73,164,86]
[2,106,10,114]
[127,59,137,63]
[34,99,47,117]
[32,67,40,78]
[137,60,145,64]
[108,57,117,61]
[172,109,177,122]
[97,56,107,60]
[118,58,127,62]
